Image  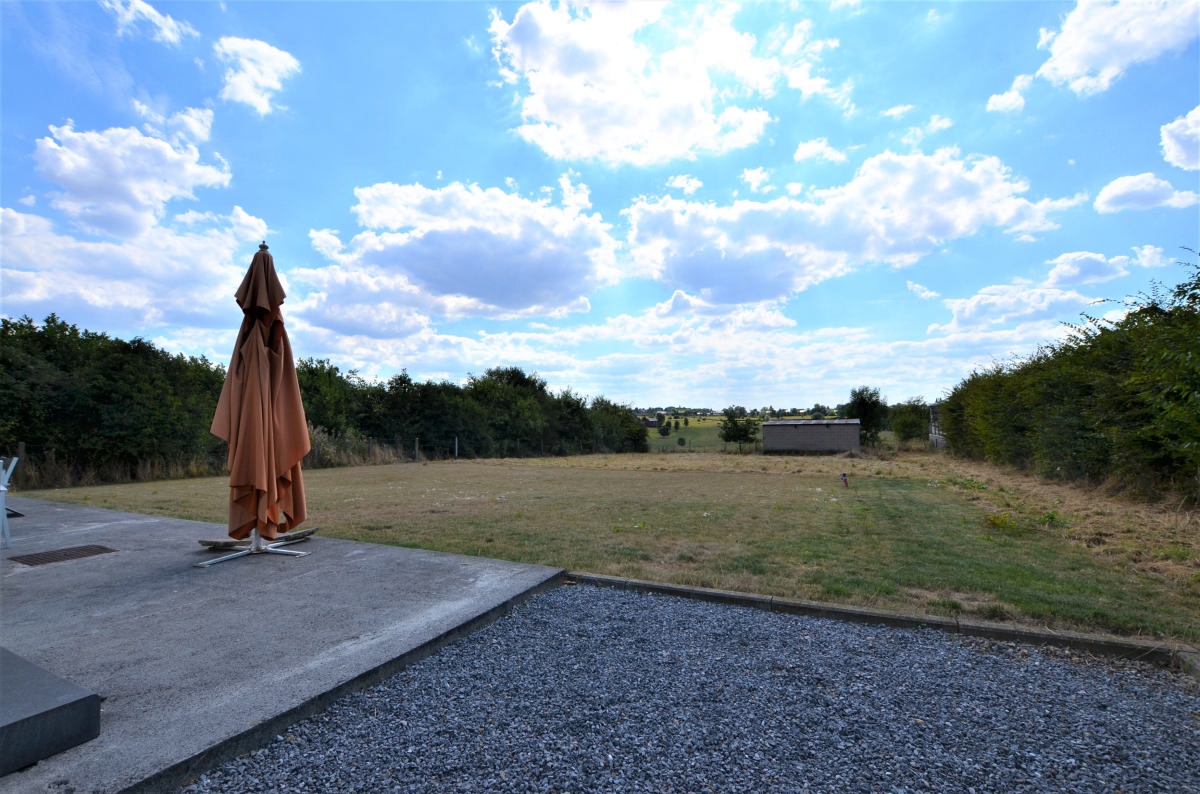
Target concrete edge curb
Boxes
[565,572,1200,679]
[122,569,567,794]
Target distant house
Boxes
[762,419,861,454]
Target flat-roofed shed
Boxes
[762,419,861,453]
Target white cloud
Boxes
[667,175,703,195]
[793,137,847,162]
[927,115,953,133]
[213,37,301,115]
[294,298,714,403]
[296,176,618,328]
[1037,0,1199,95]
[1161,105,1200,170]
[355,284,1071,409]
[779,20,854,110]
[881,104,914,119]
[134,103,214,145]
[1094,172,1199,212]
[907,281,940,300]
[100,0,197,46]
[489,1,777,166]
[1,206,266,333]
[1045,250,1131,286]
[930,281,1092,334]
[814,147,1081,250]
[284,264,433,338]
[168,107,215,144]
[987,74,1034,113]
[558,170,592,213]
[1131,244,1167,268]
[33,121,231,237]
[487,1,849,166]
[902,114,954,147]
[624,147,1084,303]
[926,244,1161,359]
[741,167,772,193]
[653,289,715,318]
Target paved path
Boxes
[1,496,560,793]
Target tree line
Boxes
[939,253,1199,503]
[1,315,228,487]
[296,362,648,460]
[4,253,1193,499]
[0,315,648,488]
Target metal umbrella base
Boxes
[195,529,312,568]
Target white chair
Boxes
[1,457,18,549]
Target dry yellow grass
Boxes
[22,450,1200,640]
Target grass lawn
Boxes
[647,413,728,452]
[21,450,1200,642]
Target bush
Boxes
[941,252,1200,503]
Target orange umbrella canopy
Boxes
[211,243,310,540]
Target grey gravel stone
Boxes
[182,584,1200,793]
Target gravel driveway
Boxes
[183,583,1200,793]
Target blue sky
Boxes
[2,0,1197,410]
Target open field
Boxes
[21,450,1199,642]
[646,413,728,452]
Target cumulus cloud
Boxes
[1131,244,1167,268]
[741,167,772,193]
[881,104,915,119]
[296,176,618,330]
[930,281,1092,334]
[1037,0,1199,95]
[793,137,847,162]
[133,103,214,145]
[1,205,266,333]
[487,1,848,166]
[624,147,1084,304]
[283,264,433,338]
[33,120,231,237]
[1161,105,1200,170]
[1094,172,1199,212]
[214,37,301,115]
[1045,250,1132,286]
[100,0,197,46]
[667,175,703,195]
[812,147,1082,252]
[987,74,1033,113]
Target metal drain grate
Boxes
[8,545,118,566]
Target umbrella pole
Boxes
[194,528,310,568]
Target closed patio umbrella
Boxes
[200,242,312,567]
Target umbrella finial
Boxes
[259,241,269,251]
